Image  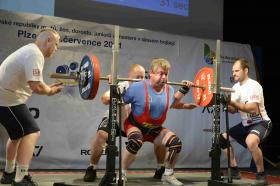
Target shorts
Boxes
[97,117,126,137]
[229,120,272,148]
[0,104,40,140]
[124,119,164,143]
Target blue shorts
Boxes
[0,104,40,140]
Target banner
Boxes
[0,10,256,169]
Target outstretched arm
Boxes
[28,81,62,96]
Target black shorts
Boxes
[0,104,40,140]
[97,117,126,137]
[229,120,272,148]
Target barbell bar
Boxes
[49,72,232,93]
[49,73,205,89]
[49,55,234,106]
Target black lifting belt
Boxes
[128,114,162,135]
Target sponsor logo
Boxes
[203,43,239,65]
[250,95,260,101]
[32,69,40,76]
[203,44,216,65]
[202,106,213,114]
[80,149,106,156]
[33,145,43,157]
[81,149,91,155]
[201,105,227,114]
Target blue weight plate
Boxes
[78,55,100,100]
[56,65,68,74]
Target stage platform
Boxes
[1,169,280,186]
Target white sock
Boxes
[164,168,174,176]
[121,169,127,176]
[5,159,16,173]
[15,164,29,182]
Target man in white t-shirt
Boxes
[83,64,167,182]
[0,28,62,186]
[220,58,272,185]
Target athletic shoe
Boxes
[161,173,183,186]
[83,166,97,182]
[252,172,268,186]
[153,166,165,179]
[12,175,38,186]
[0,171,16,184]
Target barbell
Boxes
[49,55,234,107]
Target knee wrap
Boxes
[165,135,182,163]
[126,131,143,155]
[220,134,231,149]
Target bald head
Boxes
[128,64,145,80]
[35,28,60,58]
[37,28,59,40]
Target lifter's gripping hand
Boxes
[117,84,126,97]
[178,80,193,95]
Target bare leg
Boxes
[222,133,238,167]
[121,127,141,172]
[16,132,40,165]
[161,130,180,169]
[84,131,107,181]
[122,149,136,171]
[152,132,167,179]
[90,130,108,166]
[6,138,20,162]
[246,134,264,173]
[222,147,238,167]
[154,143,166,165]
[155,129,183,185]
[5,138,20,173]
[15,132,40,182]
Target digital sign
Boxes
[94,0,189,16]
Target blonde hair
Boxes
[150,58,171,73]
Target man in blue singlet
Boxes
[121,58,197,186]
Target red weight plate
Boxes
[193,67,214,107]
[88,55,100,100]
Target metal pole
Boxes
[224,103,233,183]
[210,40,222,181]
[117,100,123,186]
[99,25,120,186]
[112,26,119,85]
